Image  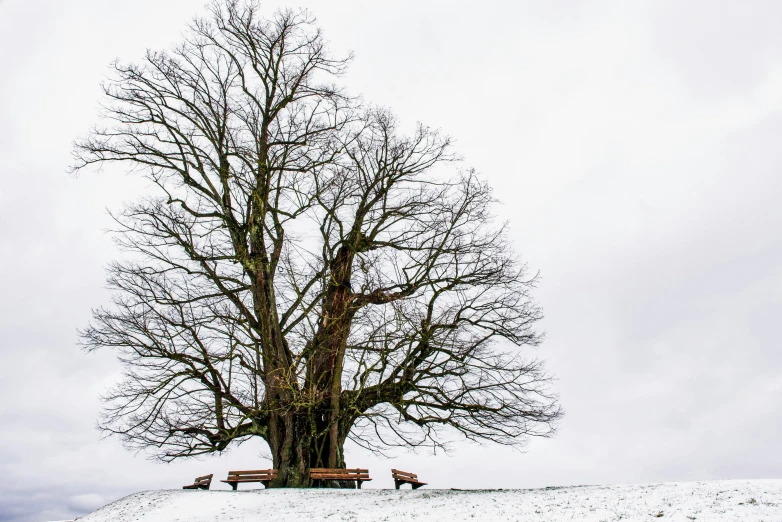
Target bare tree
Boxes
[72,0,562,487]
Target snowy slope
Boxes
[73,480,782,522]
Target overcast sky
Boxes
[2,1,782,521]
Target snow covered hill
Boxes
[73,480,782,522]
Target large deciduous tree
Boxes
[73,0,562,487]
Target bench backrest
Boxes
[193,474,213,485]
[226,469,277,480]
[310,468,370,479]
[391,469,419,481]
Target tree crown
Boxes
[73,0,561,464]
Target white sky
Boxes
[2,1,782,521]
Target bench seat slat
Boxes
[310,475,370,478]
[310,471,370,475]
[220,475,276,482]
[227,473,275,476]
[310,468,368,473]
[311,475,372,480]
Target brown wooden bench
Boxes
[221,469,277,490]
[310,468,372,489]
[182,473,213,490]
[391,469,427,489]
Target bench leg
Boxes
[395,480,401,490]
[357,480,362,489]
[230,482,238,491]
[412,483,423,490]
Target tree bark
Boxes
[267,410,350,487]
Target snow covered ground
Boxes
[71,480,782,522]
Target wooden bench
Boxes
[221,469,277,490]
[182,473,213,490]
[391,469,427,489]
[310,468,372,489]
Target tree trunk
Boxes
[267,410,350,488]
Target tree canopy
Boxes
[73,0,562,486]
